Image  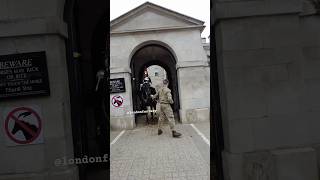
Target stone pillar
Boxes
[177,61,210,123]
[0,0,78,179]
[110,68,135,130]
[213,0,320,179]
[300,0,320,175]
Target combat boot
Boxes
[172,130,181,138]
[158,129,163,135]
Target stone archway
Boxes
[130,43,181,123]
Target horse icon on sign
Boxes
[112,95,124,107]
[4,107,43,145]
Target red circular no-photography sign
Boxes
[4,107,42,144]
[112,95,124,107]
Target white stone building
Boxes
[1,0,320,179]
[110,2,210,129]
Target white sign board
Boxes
[3,105,44,146]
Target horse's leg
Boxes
[146,113,148,125]
[149,108,153,124]
[145,106,149,125]
[151,105,155,124]
[146,106,151,124]
[151,110,154,124]
[144,105,148,125]
[151,103,156,123]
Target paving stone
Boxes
[110,124,210,180]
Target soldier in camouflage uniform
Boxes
[152,79,182,138]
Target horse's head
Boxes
[141,83,153,104]
[11,121,20,135]
[11,112,31,135]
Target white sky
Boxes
[110,0,210,40]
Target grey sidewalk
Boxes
[110,123,210,180]
[191,121,210,141]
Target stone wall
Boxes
[0,0,78,179]
[110,68,135,130]
[301,10,320,177]
[110,28,210,128]
[213,0,320,179]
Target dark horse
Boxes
[11,112,38,141]
[139,82,157,124]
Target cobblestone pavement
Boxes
[110,124,210,180]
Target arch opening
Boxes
[130,44,180,125]
[144,65,167,89]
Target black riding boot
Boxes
[172,130,182,138]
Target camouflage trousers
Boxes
[156,103,175,130]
